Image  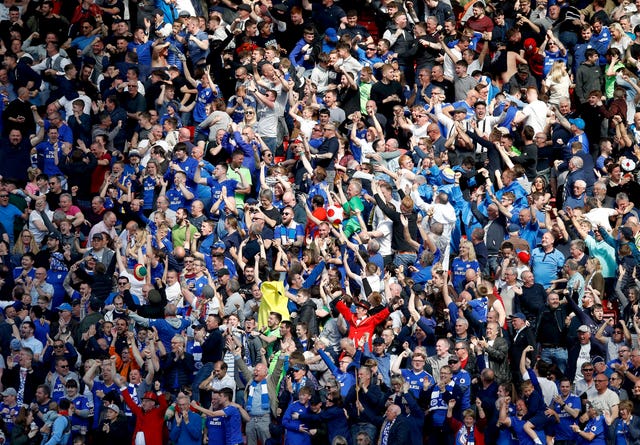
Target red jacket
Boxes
[121,388,169,445]
[335,300,389,350]
[447,415,487,445]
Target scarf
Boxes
[456,425,475,445]
[246,379,269,413]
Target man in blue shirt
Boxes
[531,232,565,288]
[191,387,245,445]
[169,395,203,445]
[549,378,580,443]
[0,192,26,245]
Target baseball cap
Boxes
[325,28,338,43]
[568,118,585,130]
[1,388,17,397]
[57,303,73,312]
[517,251,531,263]
[510,312,526,320]
[577,325,590,333]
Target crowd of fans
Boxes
[1,0,640,444]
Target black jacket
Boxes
[1,364,47,405]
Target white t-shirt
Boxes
[521,100,548,134]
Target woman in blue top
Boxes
[572,403,607,445]
[139,160,162,216]
[610,400,640,445]
[451,239,480,293]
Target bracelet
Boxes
[560,403,566,409]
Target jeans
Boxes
[246,414,271,445]
[191,362,213,403]
[394,252,417,268]
[260,136,278,153]
[540,346,568,374]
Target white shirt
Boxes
[521,100,549,134]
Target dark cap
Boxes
[310,392,323,405]
[510,312,526,320]
[452,107,467,115]
[592,356,605,365]
[372,337,385,345]
[47,231,61,241]
[517,64,530,74]
[508,223,520,233]
[355,300,371,310]
[448,356,460,364]
[238,4,251,11]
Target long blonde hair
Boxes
[13,230,39,256]
[459,239,477,261]
[549,60,567,83]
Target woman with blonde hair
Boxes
[610,22,632,54]
[542,61,571,106]
[239,106,257,130]
[584,257,605,299]
[451,239,480,293]
[24,167,42,199]
[11,230,39,267]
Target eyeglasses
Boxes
[58,364,69,368]
[582,368,594,372]
[0,195,8,198]
[246,111,255,115]
[454,347,465,351]
[594,379,609,382]
[54,345,65,348]
[48,182,57,185]
[117,282,128,285]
